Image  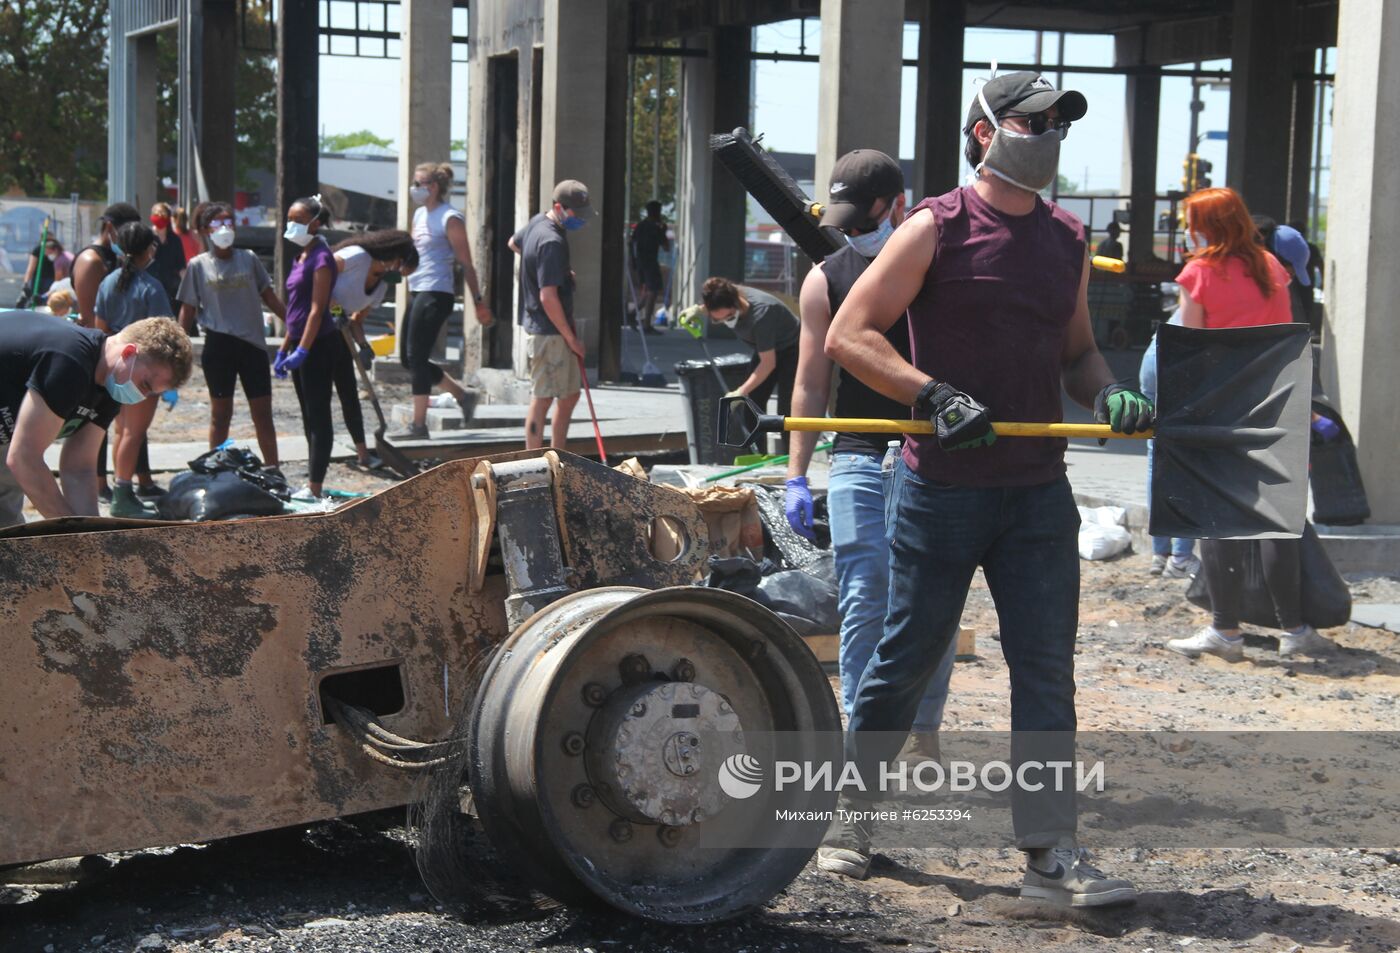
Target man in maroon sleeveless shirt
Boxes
[821,72,1152,906]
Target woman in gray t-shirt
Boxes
[176,202,289,471]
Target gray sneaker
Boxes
[1148,554,1168,576]
[387,422,430,442]
[1022,846,1137,907]
[1163,554,1201,578]
[1279,625,1336,658]
[816,799,877,880]
[1166,626,1245,662]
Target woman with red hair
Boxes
[1166,187,1334,662]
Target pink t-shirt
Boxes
[1176,252,1293,328]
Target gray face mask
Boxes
[976,86,1062,194]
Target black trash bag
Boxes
[745,482,830,569]
[705,553,840,636]
[156,469,288,522]
[188,446,291,500]
[1309,398,1370,526]
[1185,523,1351,629]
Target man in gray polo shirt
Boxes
[508,179,591,450]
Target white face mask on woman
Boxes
[209,226,236,249]
[410,186,431,205]
[284,221,314,247]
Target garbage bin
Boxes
[675,354,755,465]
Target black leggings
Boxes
[330,332,367,447]
[97,434,150,480]
[291,334,337,485]
[748,345,799,453]
[1200,537,1303,631]
[401,291,454,395]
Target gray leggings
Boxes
[1200,537,1303,631]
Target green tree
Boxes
[321,129,394,153]
[0,0,110,196]
[629,51,680,222]
[1054,173,1078,195]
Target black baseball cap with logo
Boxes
[962,71,1088,133]
[819,149,905,232]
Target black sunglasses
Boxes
[1013,112,1072,139]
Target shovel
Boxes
[340,323,420,481]
[719,323,1313,540]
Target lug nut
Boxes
[619,653,650,682]
[691,809,706,823]
[657,825,682,848]
[630,700,648,717]
[609,819,633,843]
[571,784,596,808]
[672,658,696,682]
[582,682,608,707]
[561,732,585,756]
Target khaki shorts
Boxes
[527,333,582,399]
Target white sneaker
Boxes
[289,485,322,503]
[1166,627,1245,662]
[1279,625,1336,658]
[1163,554,1201,578]
[1149,554,1168,576]
[1021,846,1137,908]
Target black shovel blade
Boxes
[718,395,784,449]
[1151,322,1312,540]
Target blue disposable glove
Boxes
[282,345,310,372]
[784,475,815,540]
[160,389,178,411]
[1311,414,1341,442]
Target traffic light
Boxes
[1182,153,1200,192]
[1196,158,1213,190]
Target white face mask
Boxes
[284,221,314,247]
[209,226,236,249]
[720,315,739,329]
[410,186,431,205]
[847,214,895,258]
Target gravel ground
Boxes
[5,556,1399,953]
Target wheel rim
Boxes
[468,586,840,923]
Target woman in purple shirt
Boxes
[276,195,338,500]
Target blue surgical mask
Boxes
[104,354,145,404]
[847,215,895,258]
[563,212,588,232]
[110,242,124,257]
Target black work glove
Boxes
[357,342,375,371]
[914,381,996,451]
[14,290,31,309]
[1094,382,1155,438]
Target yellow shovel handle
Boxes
[782,416,1153,440]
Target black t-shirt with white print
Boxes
[0,311,119,447]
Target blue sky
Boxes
[316,20,1331,206]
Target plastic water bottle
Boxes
[881,440,901,475]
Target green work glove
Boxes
[1094,383,1154,436]
[914,381,997,451]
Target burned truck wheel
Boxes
[467,585,840,923]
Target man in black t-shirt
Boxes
[0,312,193,527]
[629,200,669,333]
[701,277,801,451]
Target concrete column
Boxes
[1226,0,1296,218]
[199,0,238,202]
[396,0,454,343]
[676,35,715,309]
[913,0,965,199]
[1321,0,1400,522]
[708,26,751,283]
[1122,68,1161,263]
[814,0,904,210]
[275,0,320,289]
[597,0,629,381]
[1286,49,1316,226]
[133,34,160,213]
[537,0,610,371]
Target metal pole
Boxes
[1311,48,1326,241]
[652,55,663,203]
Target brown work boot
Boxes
[894,731,941,801]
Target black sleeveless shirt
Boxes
[81,243,118,275]
[822,244,913,456]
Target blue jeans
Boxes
[1140,337,1195,560]
[828,453,954,734]
[848,462,1081,847]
